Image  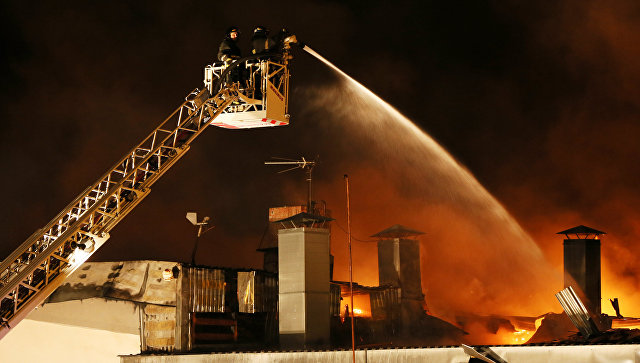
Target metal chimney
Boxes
[276,212,333,348]
[558,225,605,316]
[372,224,426,334]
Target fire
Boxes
[511,329,535,344]
[339,293,372,318]
[476,316,545,345]
[612,318,640,330]
[601,258,640,318]
[509,316,544,345]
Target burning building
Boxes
[2,215,640,362]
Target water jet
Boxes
[301,46,561,319]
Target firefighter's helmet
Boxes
[253,26,268,34]
[225,26,240,36]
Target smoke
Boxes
[489,0,640,317]
[297,78,561,318]
[297,0,640,318]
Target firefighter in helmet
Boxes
[251,26,275,58]
[217,26,244,86]
[218,26,241,63]
[271,27,291,53]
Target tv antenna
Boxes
[265,156,317,211]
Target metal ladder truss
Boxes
[0,85,239,337]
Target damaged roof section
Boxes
[47,261,180,306]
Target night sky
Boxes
[2,1,639,318]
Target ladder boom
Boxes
[0,85,238,338]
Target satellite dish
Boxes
[186,212,198,226]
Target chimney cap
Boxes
[274,212,334,225]
[557,225,606,239]
[371,224,425,239]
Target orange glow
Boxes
[322,168,561,319]
[511,329,535,344]
[323,172,640,327]
[612,318,640,330]
[162,269,173,281]
[339,292,372,318]
[464,316,544,345]
[510,317,544,345]
[309,77,640,327]
[601,253,640,318]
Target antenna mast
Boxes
[265,157,317,211]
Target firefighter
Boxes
[270,27,291,54]
[217,26,244,86]
[250,26,274,57]
[217,26,241,62]
[249,26,274,99]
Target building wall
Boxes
[278,227,330,348]
[24,297,141,334]
[0,304,140,363]
[119,344,640,363]
[141,304,176,352]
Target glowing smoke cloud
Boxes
[302,46,561,318]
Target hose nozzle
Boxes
[283,35,305,49]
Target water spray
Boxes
[300,44,562,317]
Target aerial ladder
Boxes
[0,35,301,339]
